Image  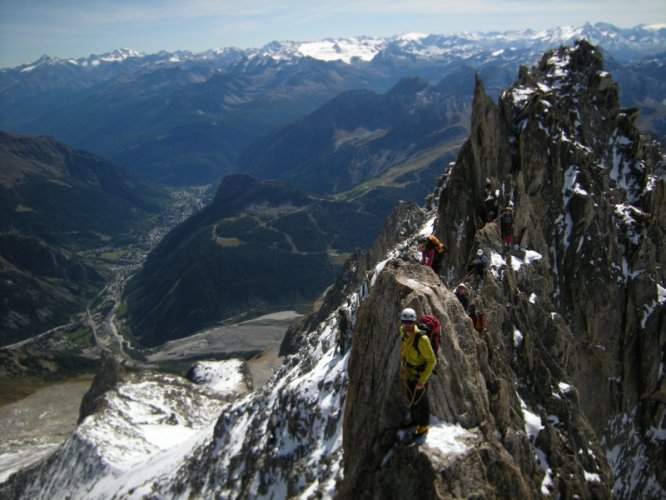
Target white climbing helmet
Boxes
[399,308,417,322]
[477,249,484,256]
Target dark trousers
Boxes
[406,379,430,427]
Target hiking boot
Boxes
[414,425,429,437]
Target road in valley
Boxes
[86,186,211,363]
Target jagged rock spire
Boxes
[434,39,665,496]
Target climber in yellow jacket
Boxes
[399,307,437,439]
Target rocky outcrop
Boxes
[369,200,426,261]
[78,349,127,423]
[340,259,612,498]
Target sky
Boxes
[0,0,665,69]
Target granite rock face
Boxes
[340,260,612,498]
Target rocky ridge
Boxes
[0,354,233,499]
[434,39,665,495]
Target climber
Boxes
[468,303,488,333]
[468,249,489,288]
[454,283,469,312]
[484,178,499,222]
[500,206,514,248]
[418,235,445,275]
[337,307,351,354]
[398,307,437,441]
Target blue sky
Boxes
[1,0,664,69]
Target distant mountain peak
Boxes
[78,47,145,67]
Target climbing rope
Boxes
[401,374,425,406]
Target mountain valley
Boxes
[2,23,665,186]
[123,174,384,346]
[0,131,169,345]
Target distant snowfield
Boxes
[297,38,384,63]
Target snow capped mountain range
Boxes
[11,22,666,73]
[4,21,665,188]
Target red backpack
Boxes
[414,315,442,357]
[473,312,488,332]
